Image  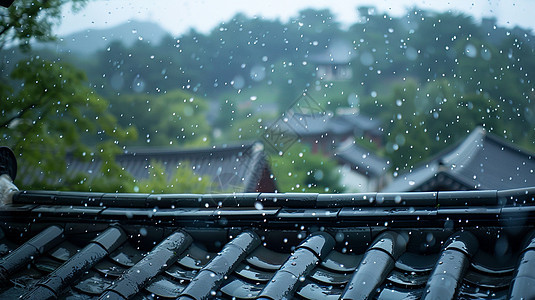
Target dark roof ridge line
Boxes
[14,187,535,208]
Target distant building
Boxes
[284,112,382,153]
[334,139,389,192]
[383,127,535,192]
[310,40,354,81]
[280,112,386,192]
[23,142,276,193]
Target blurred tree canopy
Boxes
[0,0,87,51]
[0,0,209,192]
[270,144,344,193]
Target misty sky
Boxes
[56,0,535,37]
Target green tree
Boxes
[0,58,137,191]
[0,0,87,51]
[108,89,211,147]
[0,0,141,192]
[136,161,211,193]
[269,144,343,193]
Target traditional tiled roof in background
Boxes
[20,142,276,193]
[285,113,382,138]
[0,187,534,299]
[334,139,388,177]
[383,127,535,192]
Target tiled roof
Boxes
[0,187,534,299]
[383,127,535,192]
[285,113,382,138]
[20,142,275,193]
[334,139,388,177]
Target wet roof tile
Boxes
[341,231,407,299]
[101,231,191,299]
[144,274,186,298]
[220,276,263,299]
[422,231,479,300]
[297,281,343,299]
[320,251,362,273]
[245,246,288,271]
[0,185,534,298]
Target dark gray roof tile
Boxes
[422,231,478,300]
[33,256,62,273]
[438,190,498,206]
[457,283,509,299]
[296,281,343,299]
[258,233,335,299]
[509,231,535,299]
[94,259,128,278]
[0,184,534,298]
[22,226,126,299]
[74,272,113,295]
[277,208,340,221]
[179,231,260,299]
[341,231,407,299]
[176,244,216,271]
[49,240,80,262]
[0,225,63,283]
[395,252,439,273]
[498,186,535,205]
[31,205,104,218]
[297,232,335,259]
[316,193,377,207]
[376,192,437,206]
[220,276,263,299]
[338,206,437,220]
[387,268,428,287]
[309,267,352,285]
[144,275,186,298]
[463,269,513,289]
[146,194,204,208]
[101,231,191,299]
[259,192,318,207]
[376,287,421,299]
[0,204,37,217]
[109,243,144,268]
[165,264,198,282]
[320,251,362,272]
[259,269,307,299]
[471,250,516,275]
[246,246,288,271]
[234,263,273,282]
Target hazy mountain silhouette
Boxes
[41,20,169,54]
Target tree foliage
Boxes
[136,161,211,194]
[0,0,87,51]
[0,58,137,191]
[269,144,344,193]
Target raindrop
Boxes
[254,202,264,210]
